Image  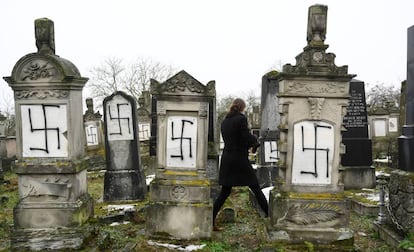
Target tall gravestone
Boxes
[256,71,280,188]
[137,91,155,175]
[399,25,414,171]
[342,80,374,189]
[268,5,354,247]
[3,18,93,250]
[146,70,215,239]
[103,91,147,201]
[83,98,105,170]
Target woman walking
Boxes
[213,98,269,231]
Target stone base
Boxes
[11,225,93,251]
[343,166,376,189]
[146,202,212,240]
[13,194,93,229]
[399,128,414,171]
[255,165,278,188]
[269,190,353,246]
[104,170,147,202]
[268,227,353,245]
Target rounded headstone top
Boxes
[3,18,87,88]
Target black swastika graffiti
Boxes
[300,123,332,178]
[108,103,131,136]
[87,126,98,144]
[28,104,61,154]
[268,141,279,160]
[170,119,194,160]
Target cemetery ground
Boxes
[0,169,400,252]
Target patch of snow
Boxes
[262,186,274,202]
[147,240,206,251]
[105,204,136,213]
[109,221,130,226]
[146,174,156,185]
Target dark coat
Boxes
[219,111,259,186]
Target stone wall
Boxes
[387,170,414,235]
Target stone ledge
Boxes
[373,222,406,251]
[348,198,378,217]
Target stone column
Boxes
[103,91,147,201]
[399,25,414,171]
[146,70,215,239]
[3,18,93,250]
[268,5,354,248]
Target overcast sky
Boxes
[1,0,414,112]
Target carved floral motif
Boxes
[170,185,188,200]
[15,89,69,100]
[279,203,342,225]
[22,60,55,81]
[308,97,325,120]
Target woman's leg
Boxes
[213,186,232,223]
[249,184,269,217]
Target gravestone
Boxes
[146,70,215,239]
[3,18,93,250]
[256,71,280,188]
[83,98,105,170]
[137,91,155,175]
[399,25,414,171]
[103,91,147,201]
[342,80,374,189]
[0,113,6,182]
[267,5,354,248]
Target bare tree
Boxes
[86,57,176,105]
[366,83,400,113]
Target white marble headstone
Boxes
[138,123,151,141]
[373,119,387,137]
[85,124,99,146]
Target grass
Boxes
[0,170,398,251]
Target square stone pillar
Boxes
[267,5,355,248]
[146,70,215,239]
[3,18,93,250]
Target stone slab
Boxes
[146,203,212,240]
[150,182,210,203]
[103,170,146,202]
[343,166,376,189]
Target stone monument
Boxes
[256,71,281,188]
[399,25,414,171]
[103,91,147,201]
[83,98,105,170]
[146,70,215,239]
[3,18,93,250]
[268,5,354,247]
[137,91,155,175]
[342,80,374,189]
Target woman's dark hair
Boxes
[228,98,246,114]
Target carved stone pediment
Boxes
[150,70,215,97]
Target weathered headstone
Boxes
[137,91,155,175]
[3,18,93,250]
[146,70,215,239]
[342,80,374,189]
[399,25,414,171]
[268,5,354,248]
[256,71,280,188]
[83,98,105,170]
[103,91,147,201]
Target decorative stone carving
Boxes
[35,18,55,55]
[151,70,215,96]
[307,5,327,44]
[170,185,188,200]
[22,60,56,81]
[283,81,347,96]
[308,97,325,120]
[15,89,69,100]
[279,203,342,225]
